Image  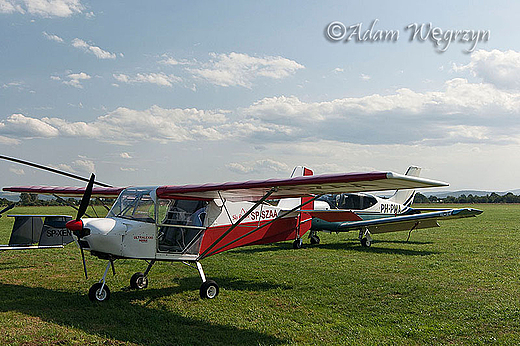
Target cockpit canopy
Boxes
[107,187,156,223]
[318,193,378,210]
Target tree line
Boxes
[414,192,520,204]
[1,193,113,207]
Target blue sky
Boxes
[1,0,520,191]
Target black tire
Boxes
[293,238,303,249]
[360,237,371,247]
[88,282,111,302]
[200,280,219,299]
[310,235,320,245]
[130,272,148,289]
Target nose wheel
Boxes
[88,282,111,302]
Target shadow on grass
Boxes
[375,239,434,245]
[315,242,440,256]
[231,240,438,256]
[0,283,287,345]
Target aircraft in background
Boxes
[306,166,482,247]
[1,156,448,301]
[0,213,73,251]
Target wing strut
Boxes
[198,187,278,259]
[199,194,320,260]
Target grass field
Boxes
[1,204,519,345]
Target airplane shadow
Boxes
[375,239,434,246]
[0,283,287,345]
[231,240,439,257]
[314,242,440,256]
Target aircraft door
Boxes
[156,199,208,255]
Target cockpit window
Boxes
[317,193,377,210]
[108,187,156,223]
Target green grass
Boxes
[1,204,520,345]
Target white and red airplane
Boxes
[1,157,449,301]
[306,166,483,247]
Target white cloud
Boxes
[188,52,304,88]
[113,73,182,87]
[227,159,289,174]
[453,49,520,90]
[2,78,520,147]
[72,38,116,60]
[159,56,192,66]
[62,72,90,88]
[120,152,132,159]
[333,67,344,73]
[360,73,371,81]
[0,113,59,138]
[0,0,84,17]
[9,167,25,175]
[43,31,64,43]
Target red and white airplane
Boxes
[1,157,448,301]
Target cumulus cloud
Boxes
[0,0,84,17]
[43,31,64,43]
[453,49,520,90]
[9,167,25,175]
[2,78,520,147]
[188,52,304,88]
[159,56,192,66]
[72,38,116,60]
[113,73,182,87]
[227,159,289,174]
[0,113,59,138]
[62,72,90,88]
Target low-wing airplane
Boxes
[306,166,483,247]
[1,156,448,301]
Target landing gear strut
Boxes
[308,231,320,245]
[130,260,155,290]
[184,261,220,299]
[359,228,373,247]
[293,238,303,249]
[88,260,114,302]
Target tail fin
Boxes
[278,166,314,210]
[388,166,421,206]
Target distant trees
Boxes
[415,192,520,204]
[0,193,114,207]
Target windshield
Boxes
[108,187,156,223]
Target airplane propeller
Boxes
[0,203,16,218]
[66,173,96,280]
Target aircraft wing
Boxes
[3,171,448,201]
[331,208,483,234]
[155,172,448,201]
[2,186,124,197]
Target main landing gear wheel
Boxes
[293,238,303,249]
[88,282,111,302]
[130,272,148,289]
[200,280,219,299]
[309,235,320,245]
[360,237,371,247]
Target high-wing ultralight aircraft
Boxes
[1,156,449,301]
[306,166,482,247]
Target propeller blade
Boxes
[0,203,15,217]
[80,246,88,280]
[76,173,95,221]
[0,155,112,187]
